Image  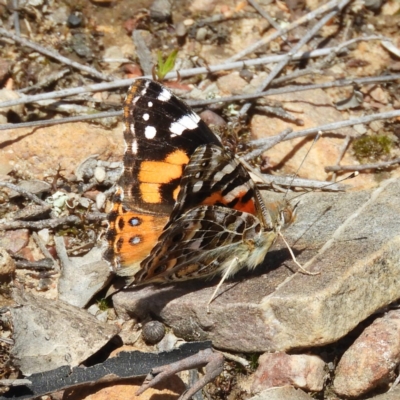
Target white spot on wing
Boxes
[158,88,172,102]
[129,123,135,135]
[130,236,141,245]
[148,101,153,107]
[169,113,201,137]
[145,126,157,139]
[132,139,138,154]
[192,181,203,193]
[143,113,149,121]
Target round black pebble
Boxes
[67,12,83,28]
[142,321,166,344]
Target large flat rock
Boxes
[113,178,400,352]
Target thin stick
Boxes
[242,128,293,161]
[0,28,111,81]
[279,232,319,275]
[0,215,81,231]
[12,0,20,36]
[0,182,47,206]
[0,110,122,130]
[325,158,400,172]
[15,258,54,270]
[331,135,352,181]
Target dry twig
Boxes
[0,182,47,206]
[0,28,111,82]
[325,158,400,172]
[0,215,81,231]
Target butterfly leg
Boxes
[207,256,239,313]
[278,232,320,275]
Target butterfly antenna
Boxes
[284,132,322,199]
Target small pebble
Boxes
[79,197,90,209]
[96,192,106,211]
[142,321,166,344]
[196,27,208,42]
[175,22,187,38]
[67,12,83,28]
[200,110,226,127]
[150,0,172,21]
[94,166,106,183]
[37,229,50,245]
[183,19,195,26]
[239,68,253,82]
[71,33,92,59]
[87,304,100,316]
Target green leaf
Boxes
[155,49,178,80]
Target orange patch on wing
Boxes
[114,212,169,270]
[139,161,183,183]
[201,192,227,206]
[165,149,189,165]
[234,197,257,215]
[139,183,163,203]
[201,191,257,215]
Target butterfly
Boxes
[105,79,295,290]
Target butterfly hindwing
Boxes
[134,205,278,283]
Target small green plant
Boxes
[97,298,110,311]
[154,49,178,81]
[247,353,259,370]
[352,134,392,162]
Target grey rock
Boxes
[71,33,93,59]
[11,289,119,375]
[67,12,83,28]
[57,237,112,308]
[113,178,400,352]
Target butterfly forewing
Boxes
[106,79,222,276]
